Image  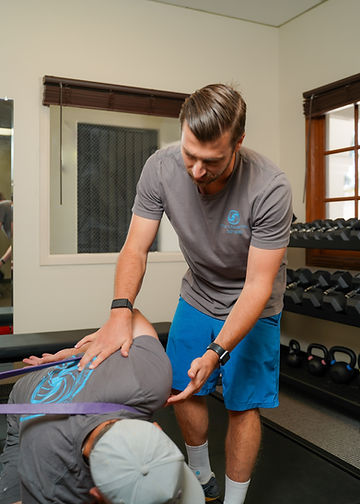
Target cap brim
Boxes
[179,463,206,504]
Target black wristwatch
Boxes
[206,342,230,365]
[111,298,133,312]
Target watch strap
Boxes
[111,298,133,311]
[206,342,230,365]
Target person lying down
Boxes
[0,309,205,504]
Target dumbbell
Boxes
[329,346,357,384]
[329,218,360,241]
[322,271,353,313]
[290,222,315,240]
[348,219,360,240]
[290,219,336,241]
[286,268,296,284]
[346,275,360,317]
[322,218,348,240]
[306,343,330,377]
[284,268,313,305]
[286,339,302,368]
[326,273,360,314]
[311,219,345,240]
[301,270,332,309]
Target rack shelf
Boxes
[283,299,360,328]
[279,345,360,417]
[289,236,360,250]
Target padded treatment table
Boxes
[153,394,360,504]
[0,322,171,364]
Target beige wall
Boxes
[279,0,360,354]
[1,0,279,332]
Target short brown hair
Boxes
[179,84,246,147]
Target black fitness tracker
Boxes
[111,298,133,312]
[206,342,230,365]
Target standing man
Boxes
[77,84,293,504]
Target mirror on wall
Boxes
[0,98,13,319]
[49,105,181,256]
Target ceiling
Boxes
[148,0,327,27]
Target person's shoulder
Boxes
[240,147,280,173]
[152,143,181,164]
[143,143,182,181]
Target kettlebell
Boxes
[286,339,302,368]
[329,346,357,384]
[306,343,329,377]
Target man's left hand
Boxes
[166,351,218,404]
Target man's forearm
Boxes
[113,245,148,304]
[214,281,273,353]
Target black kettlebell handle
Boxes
[306,343,329,362]
[329,345,356,369]
[289,339,301,353]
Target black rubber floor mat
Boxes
[153,395,360,504]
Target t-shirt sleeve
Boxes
[250,172,293,249]
[132,152,164,221]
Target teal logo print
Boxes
[20,360,94,422]
[221,209,248,235]
[227,210,240,225]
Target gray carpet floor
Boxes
[261,383,360,470]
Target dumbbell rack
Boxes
[283,232,360,414]
[289,235,360,250]
[280,345,360,417]
[283,299,360,328]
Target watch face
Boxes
[220,351,230,365]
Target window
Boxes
[77,123,158,253]
[303,73,360,269]
[43,77,188,257]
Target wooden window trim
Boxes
[43,75,188,118]
[303,72,360,117]
[304,74,360,270]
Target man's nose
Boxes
[192,160,206,179]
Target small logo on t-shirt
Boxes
[222,210,248,235]
[227,210,240,225]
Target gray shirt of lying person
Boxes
[133,145,293,319]
[8,336,172,503]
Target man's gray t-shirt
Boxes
[4,336,172,504]
[133,145,293,319]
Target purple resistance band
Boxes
[0,357,140,416]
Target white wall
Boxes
[279,0,360,354]
[1,0,279,332]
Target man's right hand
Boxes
[75,309,133,370]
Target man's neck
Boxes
[82,419,119,461]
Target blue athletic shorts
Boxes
[166,297,281,411]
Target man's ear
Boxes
[234,133,245,152]
[89,486,106,503]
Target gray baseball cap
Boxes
[90,419,205,504]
